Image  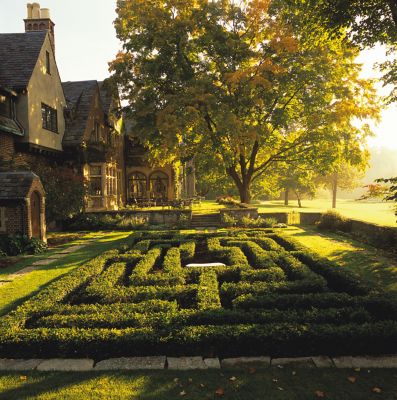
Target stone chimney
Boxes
[24,3,55,53]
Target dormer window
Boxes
[46,51,51,75]
[93,122,101,143]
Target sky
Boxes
[1,0,396,150]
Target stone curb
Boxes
[0,355,396,371]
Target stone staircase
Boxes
[190,213,221,228]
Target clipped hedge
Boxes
[0,228,395,359]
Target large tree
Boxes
[111,0,379,203]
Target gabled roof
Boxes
[0,32,46,90]
[98,81,112,114]
[0,171,42,200]
[62,80,98,146]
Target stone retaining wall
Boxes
[1,355,396,371]
[87,209,192,226]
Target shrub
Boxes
[198,270,221,310]
[221,213,237,227]
[316,210,352,232]
[216,195,239,206]
[1,228,395,360]
[0,235,47,256]
[238,216,277,228]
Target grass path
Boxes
[0,368,396,400]
[284,226,397,292]
[0,232,132,316]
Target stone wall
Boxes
[299,213,323,225]
[87,209,192,226]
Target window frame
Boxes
[45,51,51,75]
[41,103,58,133]
[88,164,103,197]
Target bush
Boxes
[221,213,238,227]
[238,216,277,228]
[198,270,221,310]
[0,235,47,256]
[316,210,352,232]
[216,195,239,206]
[64,213,149,231]
[1,228,396,360]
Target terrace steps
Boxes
[191,213,221,228]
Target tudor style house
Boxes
[0,2,186,236]
[62,80,126,211]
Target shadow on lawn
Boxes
[0,234,133,317]
[289,227,397,293]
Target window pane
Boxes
[90,165,101,176]
[89,177,102,195]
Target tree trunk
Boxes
[238,183,251,204]
[332,173,338,209]
[226,166,252,204]
[284,189,289,206]
[295,191,302,208]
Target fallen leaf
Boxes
[347,376,357,383]
[277,387,284,391]
[215,387,225,396]
[354,368,361,372]
[315,390,325,398]
[272,378,278,383]
[199,383,205,388]
[372,387,382,394]
[179,390,187,396]
[174,378,179,383]
[229,376,237,381]
[292,371,296,376]
[188,378,193,383]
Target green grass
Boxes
[0,368,396,400]
[0,231,131,316]
[284,226,397,292]
[257,199,396,227]
[192,200,226,214]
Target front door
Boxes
[30,191,41,239]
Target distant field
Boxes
[257,199,396,227]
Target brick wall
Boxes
[0,204,28,236]
[0,133,15,162]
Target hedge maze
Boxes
[1,229,397,359]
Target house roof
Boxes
[0,32,46,90]
[0,171,42,200]
[98,81,112,114]
[62,80,98,146]
[0,115,24,136]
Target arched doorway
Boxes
[149,171,169,200]
[129,172,147,199]
[30,191,41,239]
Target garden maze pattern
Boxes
[1,229,397,359]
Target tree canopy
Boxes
[111,0,380,203]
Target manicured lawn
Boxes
[0,369,396,400]
[0,231,132,316]
[257,199,396,227]
[284,226,397,293]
